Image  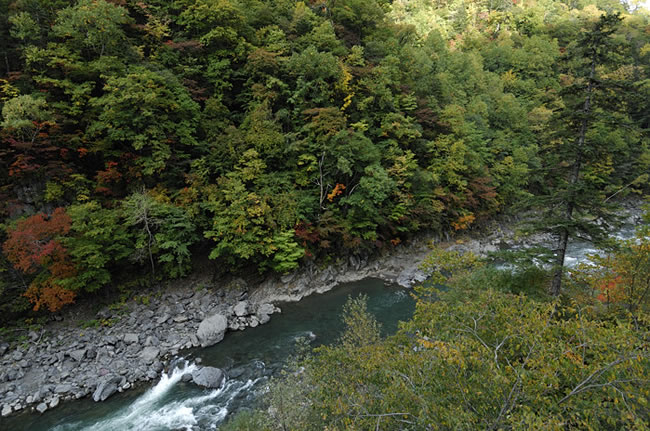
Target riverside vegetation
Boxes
[223,210,650,430]
[0,0,649,426]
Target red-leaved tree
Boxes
[3,208,76,311]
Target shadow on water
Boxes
[3,278,415,431]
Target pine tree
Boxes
[527,13,641,296]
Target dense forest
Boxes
[0,0,649,320]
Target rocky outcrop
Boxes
[227,301,280,331]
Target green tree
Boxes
[203,149,302,271]
[526,13,644,296]
[89,66,200,177]
[123,190,198,279]
[62,202,133,292]
[1,94,54,143]
[52,0,132,59]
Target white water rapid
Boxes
[50,361,261,431]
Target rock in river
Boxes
[36,403,47,414]
[191,367,224,389]
[196,313,227,348]
[2,404,12,417]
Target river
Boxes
[5,278,415,430]
[5,220,641,430]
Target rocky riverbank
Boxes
[0,229,439,418]
[0,201,644,418]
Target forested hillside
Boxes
[0,0,648,317]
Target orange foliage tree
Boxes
[2,208,77,311]
[572,231,650,315]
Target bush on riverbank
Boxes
[224,243,650,430]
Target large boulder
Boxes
[196,314,227,348]
[92,376,122,402]
[191,367,224,389]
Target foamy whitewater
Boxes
[50,361,261,431]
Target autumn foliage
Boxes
[24,284,76,313]
[3,208,76,311]
[326,183,346,202]
[596,275,625,304]
[572,235,650,314]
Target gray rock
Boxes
[196,314,228,348]
[191,367,224,389]
[69,349,86,362]
[173,315,189,323]
[233,301,249,317]
[257,313,271,325]
[156,314,171,325]
[257,303,275,315]
[181,373,193,383]
[49,396,60,408]
[12,351,23,361]
[92,377,121,402]
[140,347,160,364]
[96,307,112,320]
[1,404,11,417]
[0,343,9,356]
[36,403,47,414]
[54,384,72,394]
[123,333,139,344]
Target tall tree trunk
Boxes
[551,228,569,296]
[550,53,596,296]
[144,213,155,280]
